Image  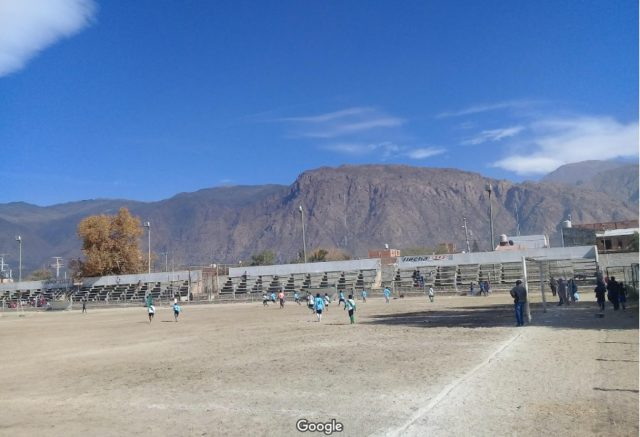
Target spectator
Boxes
[607,276,620,310]
[509,280,527,327]
[594,281,606,311]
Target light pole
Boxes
[211,263,220,301]
[462,217,471,253]
[299,205,307,263]
[485,184,495,251]
[143,221,151,274]
[15,236,22,282]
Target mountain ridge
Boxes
[0,163,637,275]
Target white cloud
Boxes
[323,142,445,161]
[280,107,375,123]
[492,116,639,175]
[436,100,537,118]
[0,0,96,77]
[463,125,524,145]
[322,142,400,158]
[280,107,405,139]
[405,147,446,159]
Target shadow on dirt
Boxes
[364,302,638,330]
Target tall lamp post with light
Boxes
[299,205,307,263]
[15,235,22,282]
[143,222,151,274]
[485,184,495,251]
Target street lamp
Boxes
[485,184,495,251]
[15,236,22,282]
[299,205,307,263]
[211,263,220,301]
[143,221,151,274]
[462,217,471,253]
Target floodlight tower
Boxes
[299,205,307,263]
[143,221,151,274]
[485,184,495,251]
[52,257,63,279]
[462,217,471,253]
[15,236,22,282]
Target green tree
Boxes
[402,247,432,256]
[77,207,145,277]
[29,268,53,281]
[250,250,276,266]
[309,248,329,262]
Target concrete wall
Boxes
[397,246,598,269]
[597,252,639,269]
[229,259,381,278]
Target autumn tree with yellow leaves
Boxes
[77,208,146,277]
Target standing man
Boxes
[510,280,527,327]
[278,290,285,308]
[607,276,620,310]
[557,278,567,306]
[82,297,87,314]
[549,277,558,297]
[428,287,434,303]
[594,281,606,311]
[383,287,391,303]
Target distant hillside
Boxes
[542,160,639,203]
[0,165,637,275]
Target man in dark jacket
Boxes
[594,281,606,311]
[606,276,620,310]
[510,280,527,326]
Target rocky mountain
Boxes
[542,160,639,204]
[0,165,637,275]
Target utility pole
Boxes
[0,254,7,279]
[143,222,151,274]
[299,205,307,263]
[15,236,22,282]
[463,217,471,253]
[485,184,495,251]
[52,257,63,279]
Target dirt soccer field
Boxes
[0,293,637,437]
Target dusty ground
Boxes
[0,292,637,437]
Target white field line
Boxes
[378,331,522,437]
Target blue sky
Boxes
[0,0,637,206]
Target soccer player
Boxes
[323,293,331,311]
[345,294,356,324]
[173,302,181,322]
[383,287,391,303]
[361,289,367,303]
[278,290,285,308]
[294,291,300,305]
[428,287,434,302]
[148,304,155,323]
[338,290,346,308]
[262,293,269,306]
[307,294,315,312]
[314,293,325,322]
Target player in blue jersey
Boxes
[314,293,325,322]
[383,287,391,303]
